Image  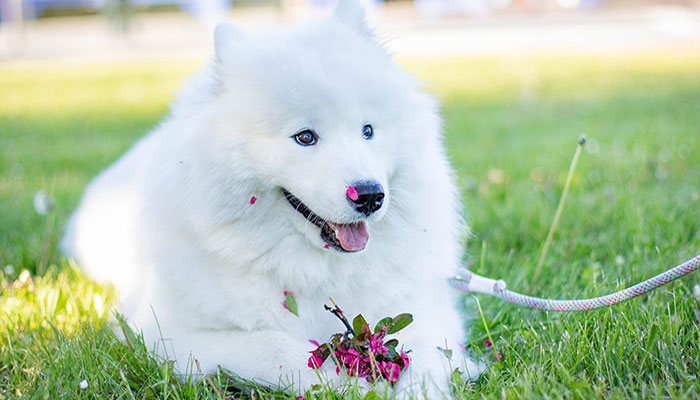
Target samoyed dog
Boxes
[62,1,481,397]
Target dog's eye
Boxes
[293,129,317,146]
[362,124,374,140]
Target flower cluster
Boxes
[307,303,412,386]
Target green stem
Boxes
[532,136,586,282]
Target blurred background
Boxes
[1,0,699,61]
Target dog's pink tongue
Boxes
[330,221,369,252]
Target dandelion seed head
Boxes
[33,190,54,215]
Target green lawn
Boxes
[1,52,699,399]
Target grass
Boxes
[1,51,700,398]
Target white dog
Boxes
[62,1,481,397]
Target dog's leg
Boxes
[386,292,485,400]
[166,328,367,394]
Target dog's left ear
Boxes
[333,0,373,39]
[214,21,247,63]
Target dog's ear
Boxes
[214,22,246,62]
[333,0,373,39]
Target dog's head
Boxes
[182,1,442,254]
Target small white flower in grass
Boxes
[3,265,15,275]
[79,379,88,390]
[693,284,700,301]
[33,190,54,215]
[615,255,625,266]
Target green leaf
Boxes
[353,314,368,336]
[437,346,453,360]
[115,312,145,354]
[374,317,393,333]
[646,323,660,350]
[387,313,413,334]
[284,293,299,316]
[450,367,465,389]
[384,338,399,348]
[363,392,381,400]
[384,346,398,360]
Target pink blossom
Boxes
[381,361,401,383]
[308,354,323,369]
[484,339,492,347]
[346,186,359,201]
[250,196,257,204]
[369,335,388,355]
[458,343,467,353]
[324,244,330,249]
[369,326,389,355]
[399,351,410,368]
[308,339,320,347]
[282,301,289,311]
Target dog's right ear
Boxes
[333,0,373,39]
[214,22,246,63]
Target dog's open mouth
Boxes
[282,189,369,252]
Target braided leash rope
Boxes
[449,254,700,311]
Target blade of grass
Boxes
[532,136,586,282]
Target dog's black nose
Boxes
[347,182,384,217]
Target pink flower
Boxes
[346,186,359,201]
[369,335,381,353]
[324,244,330,249]
[250,196,257,204]
[381,361,401,383]
[308,339,320,347]
[369,326,389,355]
[399,351,410,368]
[308,354,323,369]
[484,339,492,347]
[458,343,467,353]
[282,301,289,311]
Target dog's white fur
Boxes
[62,2,481,397]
